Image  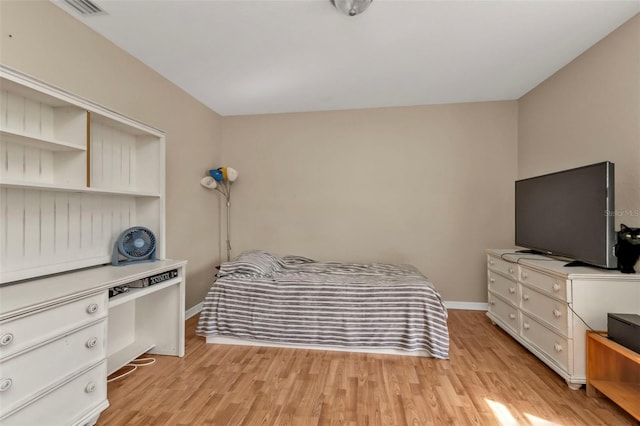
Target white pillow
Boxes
[218,250,284,277]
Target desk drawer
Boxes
[521,313,570,373]
[0,292,107,357]
[0,320,106,414]
[0,361,107,426]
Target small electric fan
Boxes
[112,226,157,266]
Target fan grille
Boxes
[119,227,156,259]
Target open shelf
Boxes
[589,380,640,419]
[0,179,161,197]
[107,340,155,376]
[0,129,86,151]
[108,277,182,309]
[586,331,640,421]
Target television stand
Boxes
[486,249,640,389]
[516,249,546,255]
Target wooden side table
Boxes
[586,331,640,421]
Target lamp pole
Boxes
[225,185,231,261]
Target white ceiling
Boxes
[54,0,640,116]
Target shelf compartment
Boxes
[0,81,87,150]
[0,186,161,284]
[586,331,640,421]
[90,117,162,195]
[589,380,640,420]
[0,89,87,187]
[107,340,155,376]
[106,273,184,375]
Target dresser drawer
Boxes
[518,267,569,301]
[521,313,570,373]
[488,293,519,334]
[0,361,107,426]
[487,255,517,280]
[488,271,518,304]
[520,285,571,337]
[0,320,106,414]
[0,292,107,357]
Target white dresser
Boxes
[0,260,186,425]
[486,249,640,389]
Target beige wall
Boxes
[518,14,640,230]
[0,1,224,309]
[221,102,518,303]
[3,1,635,307]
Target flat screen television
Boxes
[515,161,616,269]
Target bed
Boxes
[195,250,449,359]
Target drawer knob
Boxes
[523,322,530,330]
[489,259,495,265]
[509,313,516,320]
[553,309,562,318]
[552,282,561,292]
[554,343,563,352]
[522,293,530,301]
[508,267,514,274]
[0,333,14,346]
[0,378,12,392]
[509,286,516,294]
[521,271,528,280]
[86,303,99,314]
[86,337,98,349]
[85,382,96,393]
[489,278,495,283]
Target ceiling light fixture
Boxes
[331,0,373,16]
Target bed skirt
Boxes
[206,335,432,357]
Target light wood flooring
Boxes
[99,310,636,425]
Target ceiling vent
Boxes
[62,0,105,16]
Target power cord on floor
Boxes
[107,356,156,383]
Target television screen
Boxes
[515,161,616,269]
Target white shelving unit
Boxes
[0,65,166,284]
[0,65,184,426]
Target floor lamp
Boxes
[200,167,238,262]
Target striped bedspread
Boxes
[196,251,449,359]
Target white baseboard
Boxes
[444,301,488,311]
[185,302,203,319]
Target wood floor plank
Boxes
[99,310,637,425]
